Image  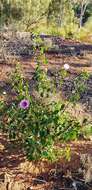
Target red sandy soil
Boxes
[0,132,92,189]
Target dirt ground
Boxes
[0,133,92,190]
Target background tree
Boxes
[0,0,23,28]
[47,0,75,26]
[0,0,92,36]
[0,0,51,31]
[47,0,76,37]
[72,0,92,27]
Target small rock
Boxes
[72,181,88,190]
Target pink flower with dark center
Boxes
[19,99,30,109]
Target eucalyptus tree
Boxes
[47,0,75,27]
[71,0,92,27]
[0,0,51,31]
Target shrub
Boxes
[0,91,80,160]
[0,37,90,161]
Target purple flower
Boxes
[19,99,30,109]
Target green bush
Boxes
[0,88,80,161]
[0,37,90,161]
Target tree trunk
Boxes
[79,0,89,28]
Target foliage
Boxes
[0,0,23,28]
[0,36,90,161]
[0,81,71,160]
[34,65,55,97]
[69,71,90,103]
[76,0,92,27]
[10,63,29,100]
[0,0,50,31]
[74,26,92,42]
[0,88,80,161]
[81,121,92,139]
[0,0,92,40]
[48,0,75,25]
[84,16,92,32]
[0,66,89,161]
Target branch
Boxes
[25,11,48,30]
